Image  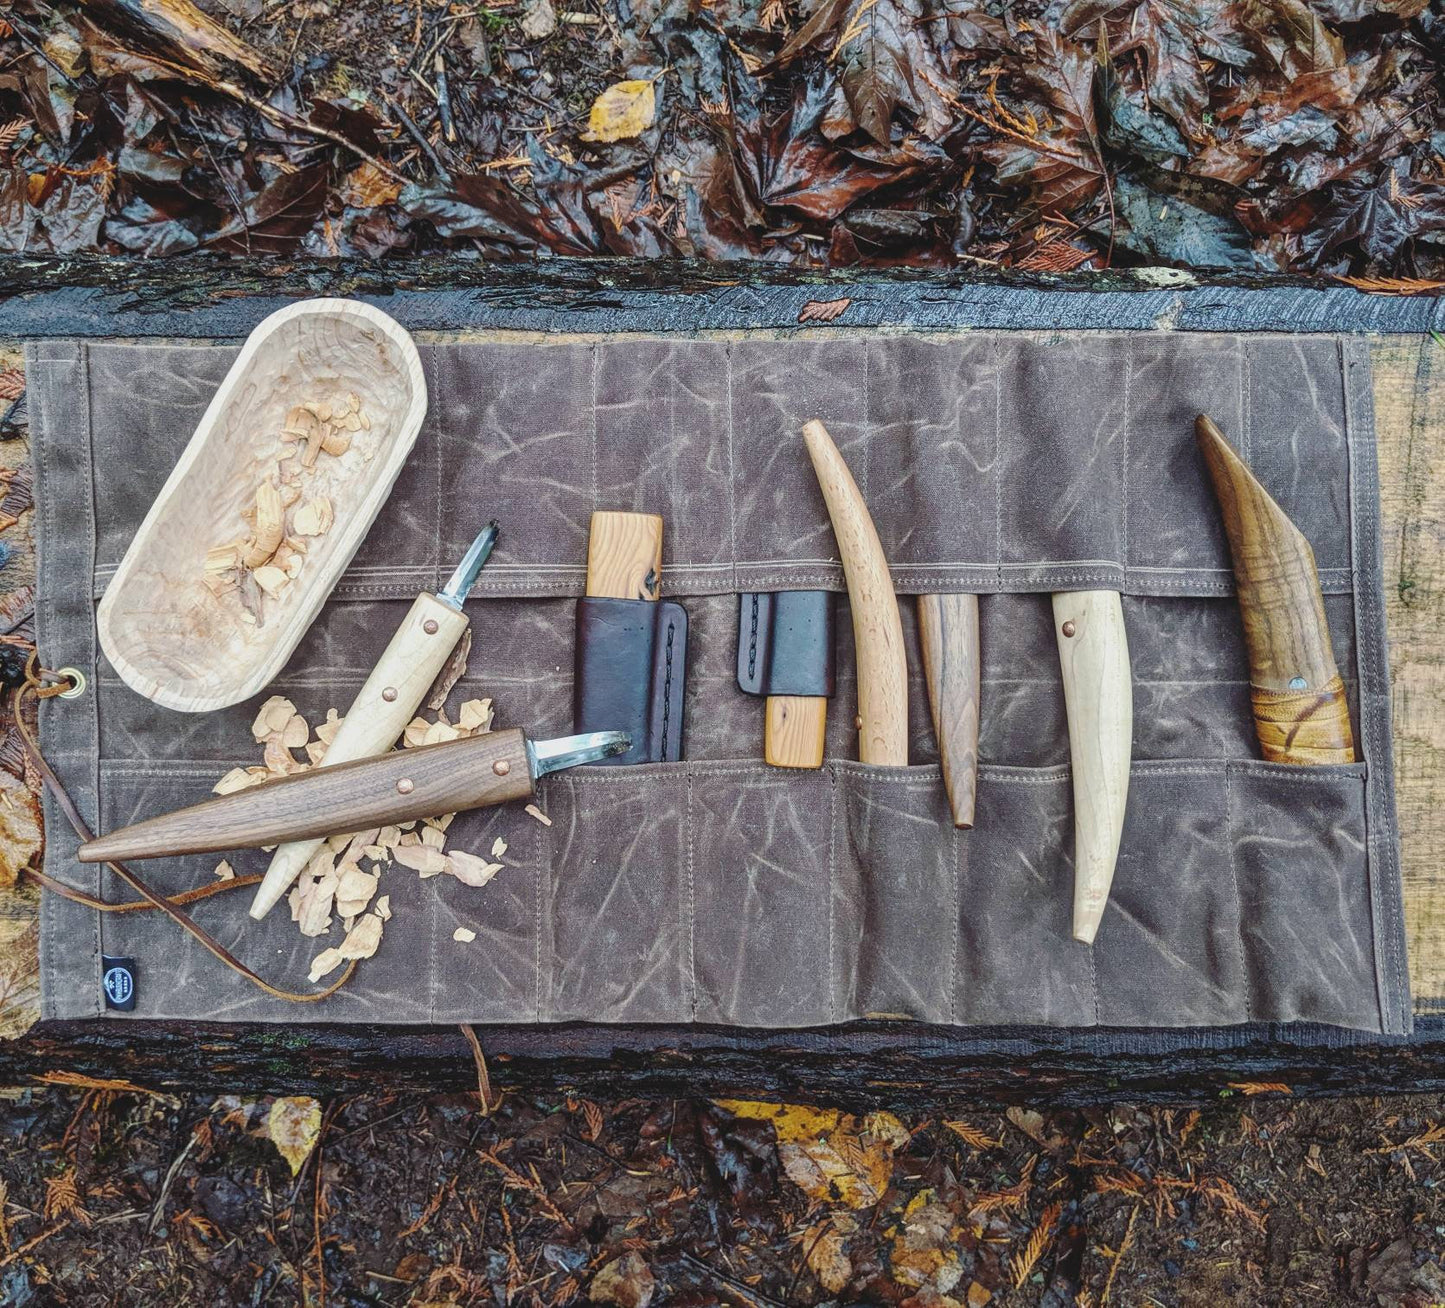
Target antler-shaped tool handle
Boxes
[1196,415,1354,764]
[81,730,534,863]
[1054,590,1132,945]
[802,419,907,766]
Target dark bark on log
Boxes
[3,1018,1442,1106]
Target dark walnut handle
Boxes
[1196,414,1355,765]
[79,729,534,863]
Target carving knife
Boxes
[1196,414,1355,763]
[917,593,981,828]
[248,521,499,920]
[802,419,908,765]
[79,729,630,863]
[1053,590,1133,945]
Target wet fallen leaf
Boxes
[804,1213,856,1293]
[266,1096,322,1175]
[890,1190,967,1292]
[0,770,41,889]
[589,1251,656,1307]
[581,80,656,143]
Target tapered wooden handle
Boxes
[917,593,980,828]
[802,420,908,767]
[249,591,470,920]
[587,511,663,599]
[1196,414,1355,764]
[80,730,533,863]
[764,695,827,769]
[1054,590,1132,945]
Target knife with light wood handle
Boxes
[802,419,907,766]
[1054,589,1132,945]
[248,522,498,921]
[80,729,629,863]
[917,593,980,828]
[1196,414,1354,764]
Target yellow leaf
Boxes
[714,1099,842,1141]
[267,1096,322,1175]
[804,1214,856,1293]
[581,79,656,143]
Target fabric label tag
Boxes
[101,956,137,1011]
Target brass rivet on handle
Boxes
[382,686,398,702]
[493,759,511,776]
[396,778,414,795]
[423,619,439,634]
[1061,620,1076,638]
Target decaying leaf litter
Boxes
[0,0,1442,275]
[4,1083,1445,1305]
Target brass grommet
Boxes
[56,667,87,699]
[396,778,415,795]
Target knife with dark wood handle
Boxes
[1196,413,1355,764]
[917,593,980,828]
[77,728,629,863]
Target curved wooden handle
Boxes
[917,593,980,828]
[249,591,470,919]
[802,420,907,767]
[1054,590,1132,945]
[764,695,827,769]
[1250,677,1354,764]
[81,730,533,863]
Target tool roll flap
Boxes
[30,331,1407,1033]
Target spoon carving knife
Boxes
[248,521,499,920]
[1196,414,1354,764]
[1054,590,1132,945]
[802,419,907,765]
[80,729,629,863]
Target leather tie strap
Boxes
[10,655,355,1005]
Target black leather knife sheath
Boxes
[737,591,836,698]
[574,597,688,765]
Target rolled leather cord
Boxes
[10,654,357,1004]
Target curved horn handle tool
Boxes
[1196,414,1355,764]
[802,419,908,766]
[248,522,499,921]
[917,593,980,828]
[1053,590,1132,945]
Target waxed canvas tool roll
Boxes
[29,332,1409,1034]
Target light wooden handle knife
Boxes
[802,419,907,766]
[1053,589,1132,945]
[248,522,497,920]
[587,510,662,600]
[918,593,980,828]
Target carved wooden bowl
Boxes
[97,299,427,712]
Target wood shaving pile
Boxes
[203,393,369,625]
[210,691,552,984]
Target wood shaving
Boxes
[214,859,235,881]
[447,851,503,888]
[525,804,553,827]
[491,836,507,858]
[420,825,446,850]
[374,895,391,921]
[308,947,345,983]
[338,912,383,960]
[335,866,379,918]
[459,698,494,732]
[393,845,449,876]
[453,927,477,943]
[252,695,299,741]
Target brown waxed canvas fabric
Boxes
[29,331,1408,1034]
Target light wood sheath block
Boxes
[248,591,470,920]
[918,593,980,828]
[1196,414,1355,765]
[1053,590,1132,945]
[96,299,427,712]
[80,730,534,863]
[802,420,908,767]
[764,695,828,769]
[586,512,664,600]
